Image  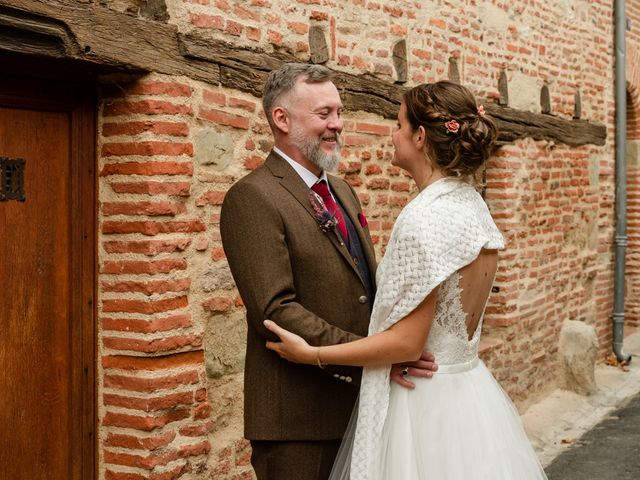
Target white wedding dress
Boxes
[330,178,548,480]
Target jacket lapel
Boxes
[265,153,361,274]
[329,176,377,285]
[265,152,375,281]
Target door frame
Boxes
[0,65,97,479]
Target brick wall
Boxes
[94,0,623,478]
[627,1,640,329]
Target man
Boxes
[220,63,434,480]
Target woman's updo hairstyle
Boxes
[403,81,497,179]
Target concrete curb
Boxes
[521,330,640,466]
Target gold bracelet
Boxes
[316,347,326,369]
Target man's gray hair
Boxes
[262,63,333,131]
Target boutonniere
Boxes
[309,190,338,233]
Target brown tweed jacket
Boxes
[220,152,377,441]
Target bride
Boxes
[264,80,548,480]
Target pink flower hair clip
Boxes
[477,105,486,117]
[444,119,460,134]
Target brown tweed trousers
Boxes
[220,152,377,442]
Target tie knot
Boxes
[311,180,331,201]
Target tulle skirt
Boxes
[372,358,548,480]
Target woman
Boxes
[264,81,548,480]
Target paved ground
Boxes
[520,329,640,471]
[544,391,640,479]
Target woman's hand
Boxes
[263,320,316,365]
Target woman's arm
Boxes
[265,287,438,368]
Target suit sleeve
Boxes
[220,180,363,352]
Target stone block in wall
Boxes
[508,71,539,112]
[195,129,234,170]
[205,313,246,378]
[558,320,599,395]
[626,140,640,167]
[589,154,600,187]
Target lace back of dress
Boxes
[428,249,498,363]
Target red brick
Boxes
[203,90,226,106]
[102,239,191,256]
[196,190,226,206]
[194,388,207,402]
[383,5,403,17]
[287,21,308,34]
[101,296,188,315]
[102,220,205,236]
[355,123,391,136]
[244,155,264,170]
[211,247,226,261]
[228,97,257,112]
[103,458,179,480]
[192,402,212,420]
[429,17,446,29]
[102,121,189,137]
[102,278,191,296]
[102,201,186,216]
[178,440,211,457]
[179,420,214,437]
[120,81,192,97]
[310,10,328,20]
[102,409,191,432]
[102,141,193,157]
[199,107,250,129]
[104,370,201,393]
[190,12,224,29]
[105,431,176,451]
[412,49,432,60]
[102,314,193,334]
[101,259,187,275]
[365,164,383,175]
[109,181,191,196]
[100,161,193,176]
[246,26,261,41]
[197,172,236,184]
[391,181,410,192]
[390,24,407,36]
[235,5,260,21]
[103,100,192,117]
[104,391,194,412]
[344,135,373,146]
[102,351,204,371]
[367,178,390,190]
[267,29,283,46]
[103,334,203,353]
[202,297,234,313]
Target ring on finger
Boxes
[401,366,409,377]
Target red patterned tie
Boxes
[312,180,349,242]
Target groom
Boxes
[220,63,435,480]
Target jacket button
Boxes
[358,295,367,304]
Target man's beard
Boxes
[290,125,341,172]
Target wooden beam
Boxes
[0,0,607,147]
[0,0,220,83]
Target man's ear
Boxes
[272,106,290,134]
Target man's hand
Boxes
[390,351,437,389]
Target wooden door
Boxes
[0,74,95,479]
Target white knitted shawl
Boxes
[349,177,505,479]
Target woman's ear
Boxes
[272,106,290,134]
[415,125,426,147]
